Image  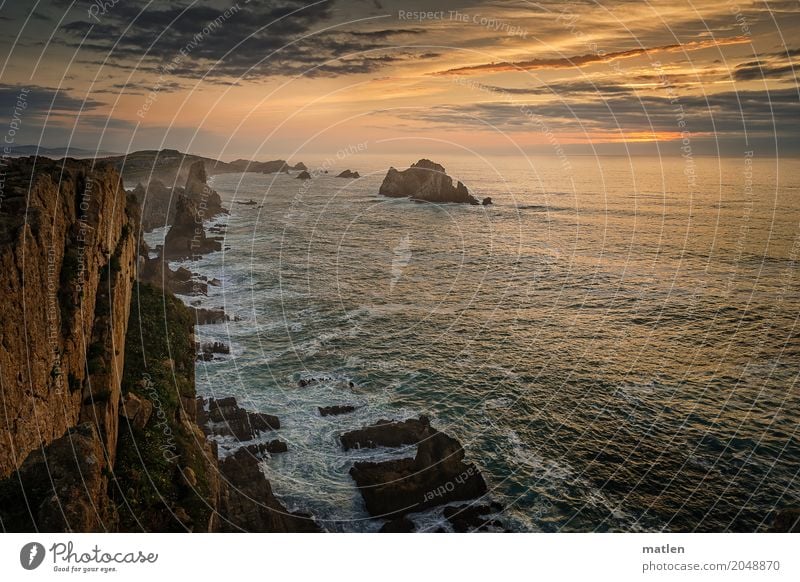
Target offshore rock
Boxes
[319,405,357,417]
[336,169,360,179]
[340,416,433,450]
[346,417,488,517]
[378,159,479,204]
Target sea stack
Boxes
[337,169,360,179]
[184,160,225,219]
[296,170,312,180]
[378,159,480,204]
[162,195,222,260]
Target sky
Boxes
[0,0,797,160]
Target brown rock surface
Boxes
[340,416,433,450]
[378,159,479,204]
[0,423,117,531]
[162,195,222,260]
[346,417,488,517]
[0,157,136,478]
[202,396,280,441]
[216,447,320,532]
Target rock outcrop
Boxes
[0,157,136,479]
[344,417,488,517]
[162,195,222,260]
[99,149,307,186]
[319,405,357,417]
[128,159,226,233]
[341,417,431,450]
[198,396,280,442]
[216,447,319,532]
[296,170,312,180]
[138,244,208,295]
[336,169,360,179]
[130,179,175,230]
[191,306,229,325]
[183,160,225,219]
[378,159,480,204]
[194,395,319,532]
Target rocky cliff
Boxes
[0,156,319,532]
[0,157,136,480]
[100,149,305,187]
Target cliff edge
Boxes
[0,157,136,480]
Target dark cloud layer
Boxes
[402,88,800,140]
[0,83,103,116]
[53,0,431,79]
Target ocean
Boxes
[145,154,800,532]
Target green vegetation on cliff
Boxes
[112,282,216,532]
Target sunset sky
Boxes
[0,0,797,159]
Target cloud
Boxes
[733,50,799,81]
[396,88,800,140]
[55,0,434,79]
[0,84,104,117]
[433,36,753,76]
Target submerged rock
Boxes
[319,405,357,417]
[378,159,479,204]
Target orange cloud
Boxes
[433,36,751,76]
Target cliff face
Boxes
[100,149,305,190]
[130,179,174,231]
[0,157,318,533]
[0,157,136,479]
